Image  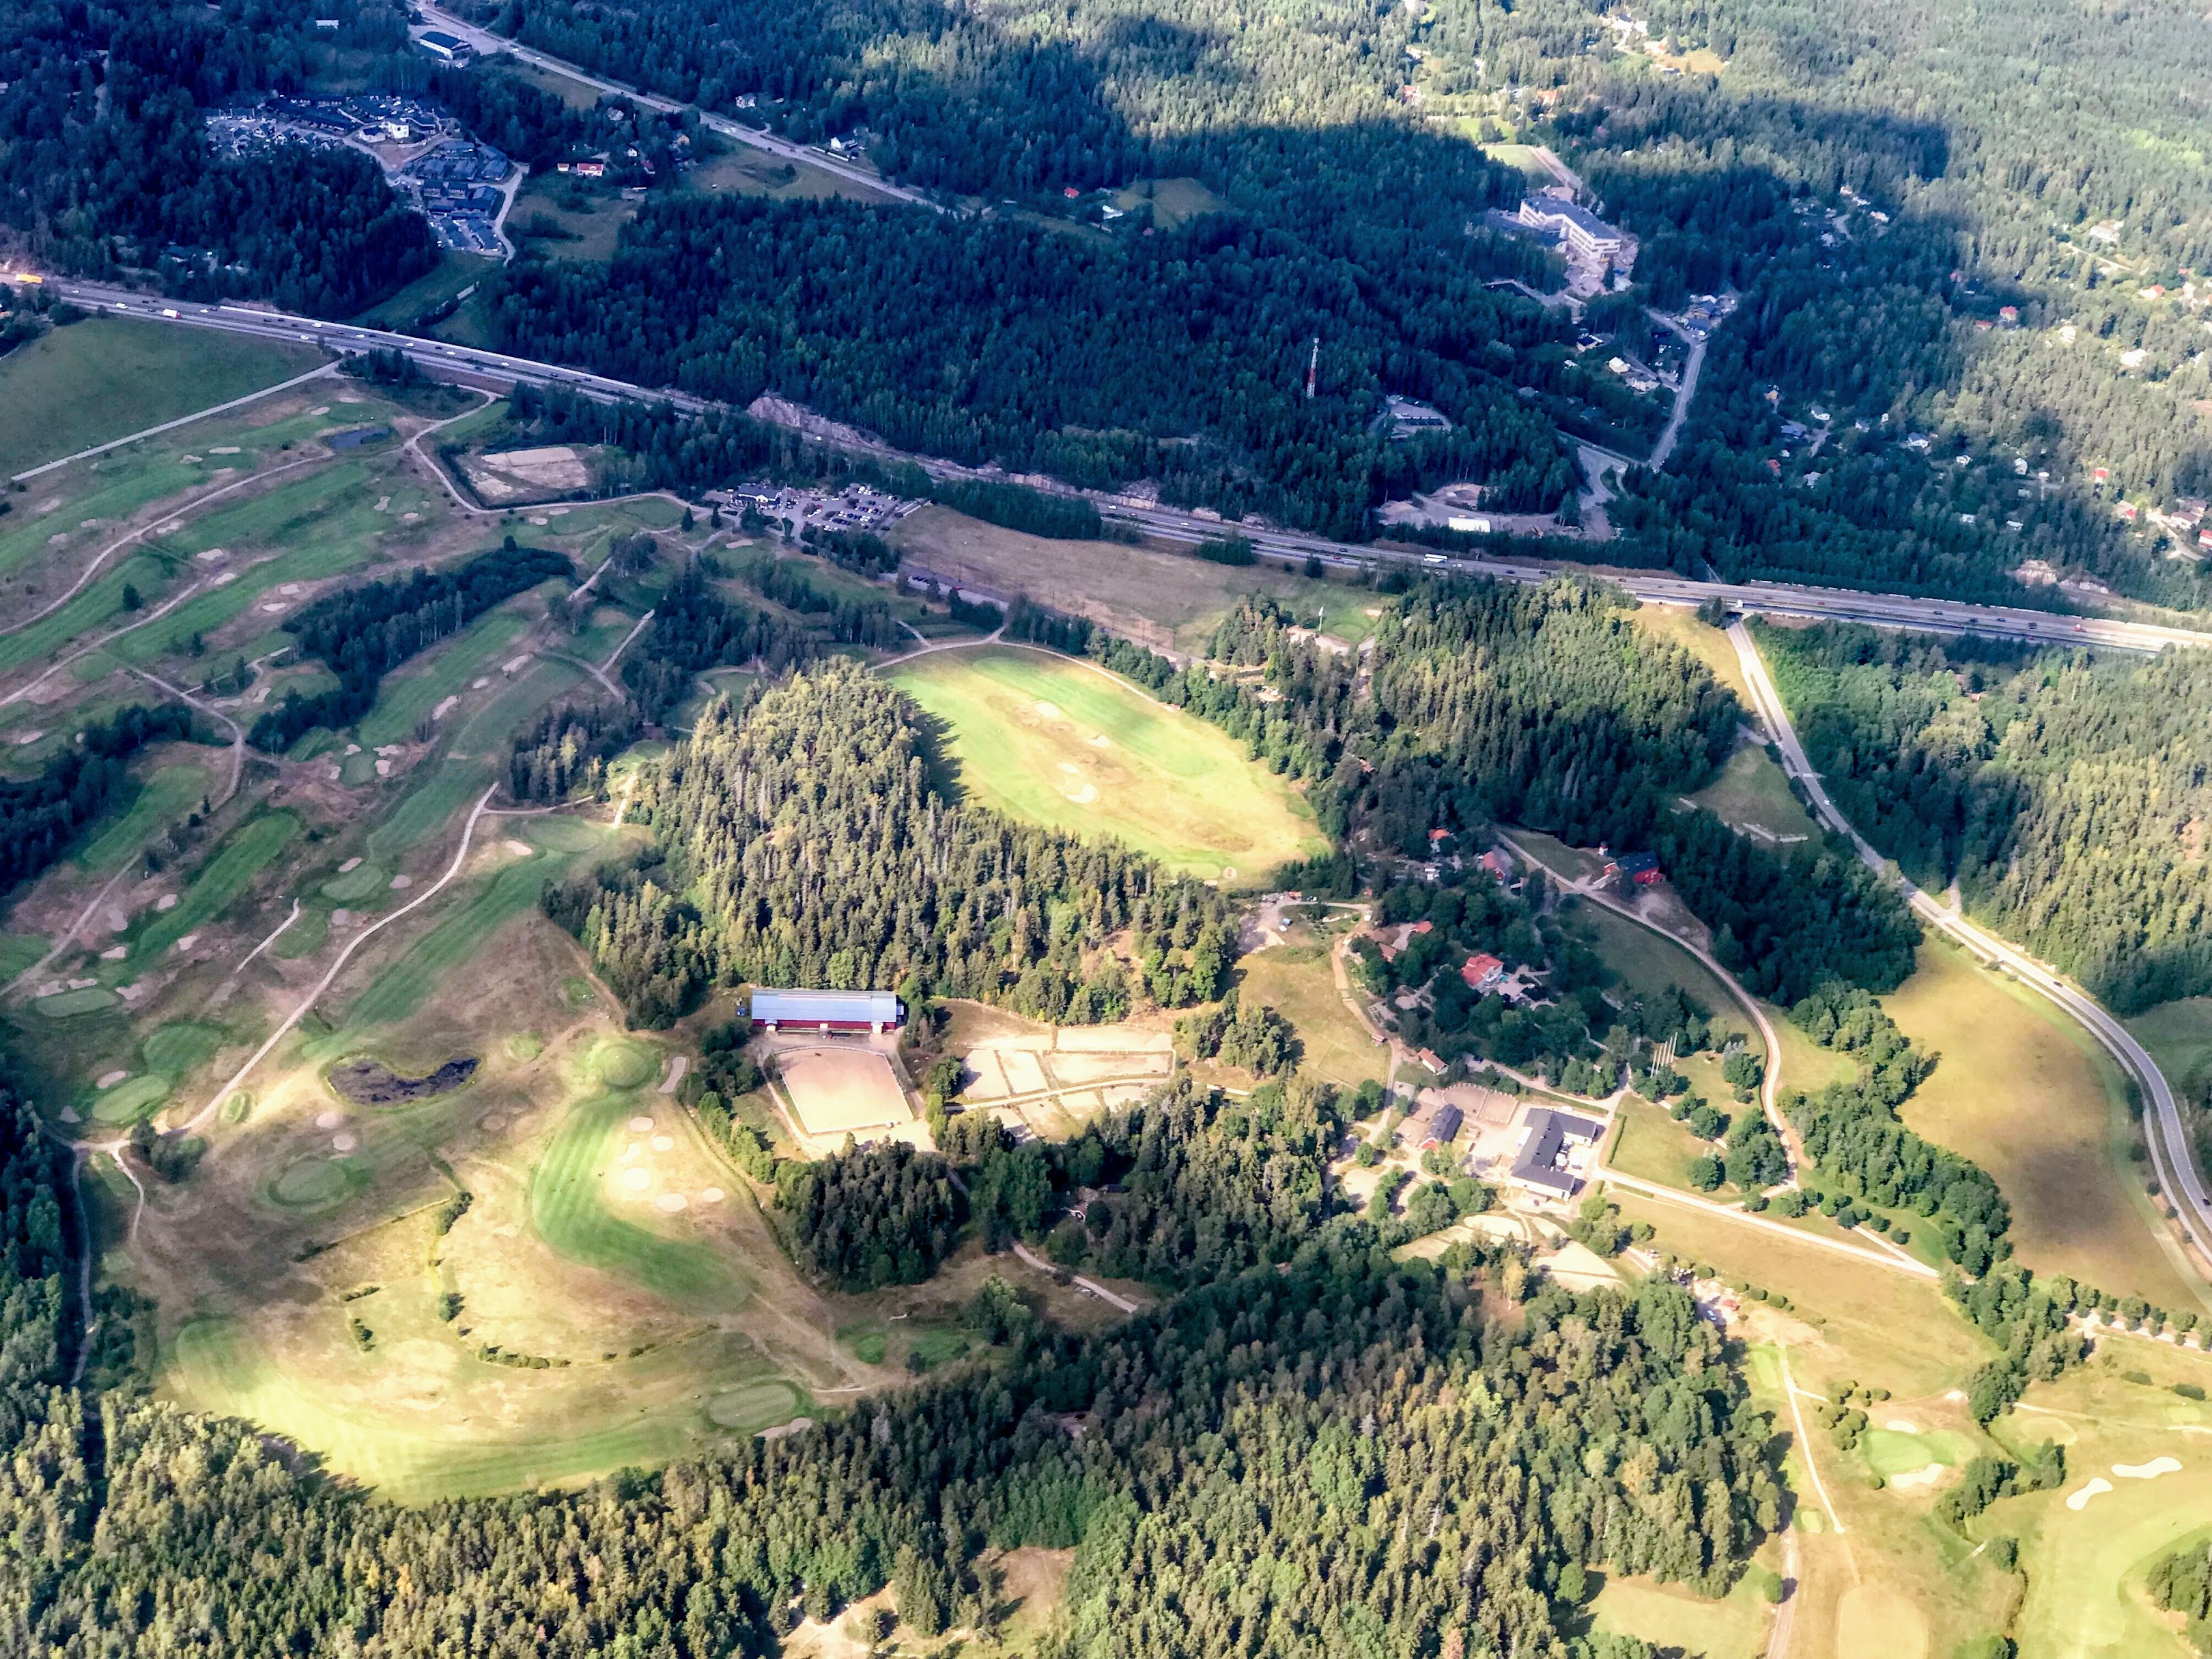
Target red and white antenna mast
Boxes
[1305,337,1319,399]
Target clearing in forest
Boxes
[1887,939,2204,1314]
[883,644,1326,884]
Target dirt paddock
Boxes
[777,1047,911,1136]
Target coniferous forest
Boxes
[1758,621,2212,1014]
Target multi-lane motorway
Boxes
[26,276,2212,657]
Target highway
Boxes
[410,4,938,212]
[27,275,2212,659]
[1727,620,2212,1299]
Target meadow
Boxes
[0,316,319,474]
[1688,743,1824,845]
[1233,941,1391,1089]
[884,644,1327,884]
[1887,939,2204,1312]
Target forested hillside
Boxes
[545,659,1238,1027]
[1197,582,1918,1002]
[1759,621,2212,1013]
[0,0,436,315]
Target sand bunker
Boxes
[388,874,410,889]
[431,696,457,721]
[331,1133,358,1152]
[1034,700,1061,719]
[328,1055,479,1105]
[2114,1457,2183,1480]
[1885,1419,1920,1434]
[155,893,179,910]
[314,1109,345,1129]
[505,839,532,857]
[337,857,361,872]
[622,1167,652,1191]
[97,1070,129,1089]
[627,1115,655,1133]
[1888,1464,1944,1490]
[2066,1477,2114,1511]
[655,1192,687,1213]
[702,1187,726,1204]
[651,1135,675,1151]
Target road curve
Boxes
[1726,619,2212,1297]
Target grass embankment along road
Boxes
[0,316,320,475]
[884,644,1326,885]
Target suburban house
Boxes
[1509,1108,1604,1197]
[749,989,906,1034]
[1479,848,1514,883]
[1461,952,1506,992]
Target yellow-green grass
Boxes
[507,175,636,261]
[166,1316,786,1504]
[1687,743,1824,845]
[0,546,178,675]
[131,812,300,961]
[90,1073,169,1124]
[1573,903,1765,1058]
[1766,1002,1860,1096]
[887,505,1391,655]
[0,316,319,474]
[1108,176,1227,230]
[34,986,120,1018]
[1233,944,1391,1088]
[1858,1424,1974,1479]
[356,602,540,748]
[1609,1188,1995,1400]
[1996,1350,2212,1659]
[352,251,502,330]
[272,905,330,959]
[690,144,908,205]
[1887,939,2204,1312]
[73,760,211,875]
[1509,829,1605,883]
[1591,1570,1773,1659]
[347,825,610,1027]
[883,645,1325,884]
[0,933,45,981]
[0,453,204,580]
[321,862,388,903]
[2129,997,2212,1102]
[143,1020,225,1077]
[1606,1095,1722,1191]
[1630,601,1754,705]
[363,659,586,863]
[528,1090,748,1309]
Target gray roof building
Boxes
[1510,1107,1604,1195]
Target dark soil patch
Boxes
[328,1055,479,1105]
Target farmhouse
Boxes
[1604,851,1662,888]
[749,989,906,1034]
[1509,1107,1603,1197]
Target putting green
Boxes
[706,1380,804,1430]
[1860,1426,1973,1478]
[269,1157,360,1209]
[221,1091,253,1124]
[91,1075,169,1125]
[883,644,1327,885]
[36,987,121,1018]
[590,1039,657,1090]
[321,863,388,903]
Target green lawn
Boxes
[1687,743,1824,845]
[132,812,300,961]
[1572,903,1766,1058]
[1606,1096,1722,1191]
[352,252,502,330]
[883,644,1327,885]
[0,546,179,676]
[1234,943,1390,1088]
[0,455,202,581]
[2129,997,2212,1104]
[356,602,541,748]
[528,1091,748,1310]
[74,761,212,876]
[0,316,320,474]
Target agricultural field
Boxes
[1886,939,2205,1313]
[883,644,1327,885]
[888,505,1393,655]
[0,315,320,474]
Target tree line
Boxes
[0,703,203,894]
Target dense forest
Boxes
[251,542,571,752]
[545,660,1237,1027]
[1758,621,2212,1013]
[0,0,436,315]
[0,704,202,894]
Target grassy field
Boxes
[1887,939,2204,1311]
[73,759,212,876]
[0,454,204,582]
[0,545,181,677]
[1591,1570,1775,1659]
[528,1089,749,1309]
[0,317,320,474]
[2129,997,2212,1105]
[507,176,635,262]
[1630,602,1753,704]
[1572,903,1766,1058]
[884,645,1327,884]
[356,604,539,748]
[1107,175,1227,229]
[1688,743,1824,845]
[1606,1095,1724,1191]
[352,252,501,330]
[1233,941,1391,1088]
[888,506,1393,655]
[131,812,299,961]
